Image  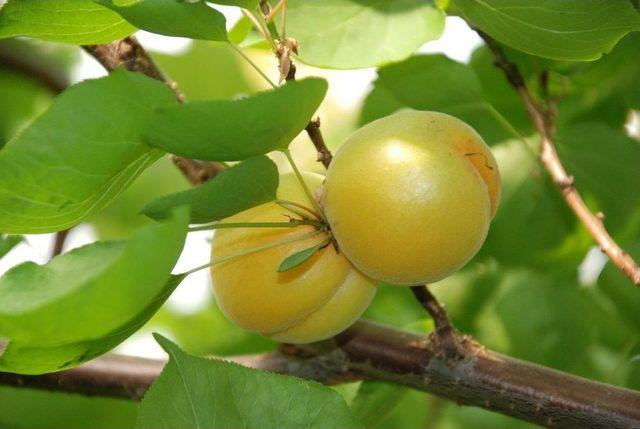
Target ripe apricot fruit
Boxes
[322,111,501,286]
[211,172,376,344]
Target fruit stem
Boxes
[228,42,277,89]
[188,219,322,232]
[181,229,324,276]
[283,149,326,221]
[275,199,322,220]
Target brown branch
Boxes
[276,38,333,168]
[0,44,68,95]
[50,229,70,259]
[478,31,640,286]
[410,285,466,361]
[2,321,639,429]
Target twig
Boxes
[410,286,465,361]
[2,321,639,429]
[84,37,223,183]
[478,31,640,286]
[50,229,70,259]
[171,156,225,186]
[255,10,332,169]
[0,45,68,94]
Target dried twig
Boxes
[478,31,640,286]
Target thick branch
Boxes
[478,31,640,286]
[2,321,639,429]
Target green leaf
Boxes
[284,0,445,69]
[350,381,406,428]
[598,243,640,331]
[137,335,363,429]
[0,0,135,44]
[0,274,187,374]
[206,0,259,7]
[152,40,263,101]
[555,123,640,239]
[95,0,228,41]
[454,0,640,61]
[278,241,326,273]
[143,156,279,223]
[0,209,188,374]
[478,140,575,266]
[0,69,177,234]
[555,33,640,128]
[0,235,22,259]
[361,54,522,145]
[143,78,328,161]
[494,269,598,369]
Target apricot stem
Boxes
[189,219,322,232]
[283,149,326,221]
[181,229,324,276]
[229,42,277,89]
[275,199,322,220]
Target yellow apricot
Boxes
[322,111,501,286]
[211,172,376,343]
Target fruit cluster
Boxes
[211,111,501,343]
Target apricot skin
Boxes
[322,111,501,286]
[211,172,376,344]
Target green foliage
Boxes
[598,243,640,331]
[0,386,137,429]
[0,235,22,259]
[152,40,262,100]
[0,0,135,44]
[479,140,575,266]
[284,0,445,69]
[0,209,188,374]
[143,156,279,224]
[278,241,325,272]
[0,70,176,234]
[0,69,52,148]
[95,0,228,41]
[454,0,640,61]
[136,335,363,429]
[493,269,598,369]
[350,381,407,428]
[206,0,259,7]
[555,124,640,239]
[361,54,525,144]
[143,78,327,161]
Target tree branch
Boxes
[0,44,68,95]
[276,37,333,168]
[2,321,638,429]
[478,31,640,286]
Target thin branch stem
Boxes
[50,229,70,259]
[228,42,277,89]
[188,220,322,232]
[181,229,323,276]
[275,199,322,220]
[410,286,465,360]
[477,30,640,286]
[283,149,325,219]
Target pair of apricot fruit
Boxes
[211,111,501,343]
